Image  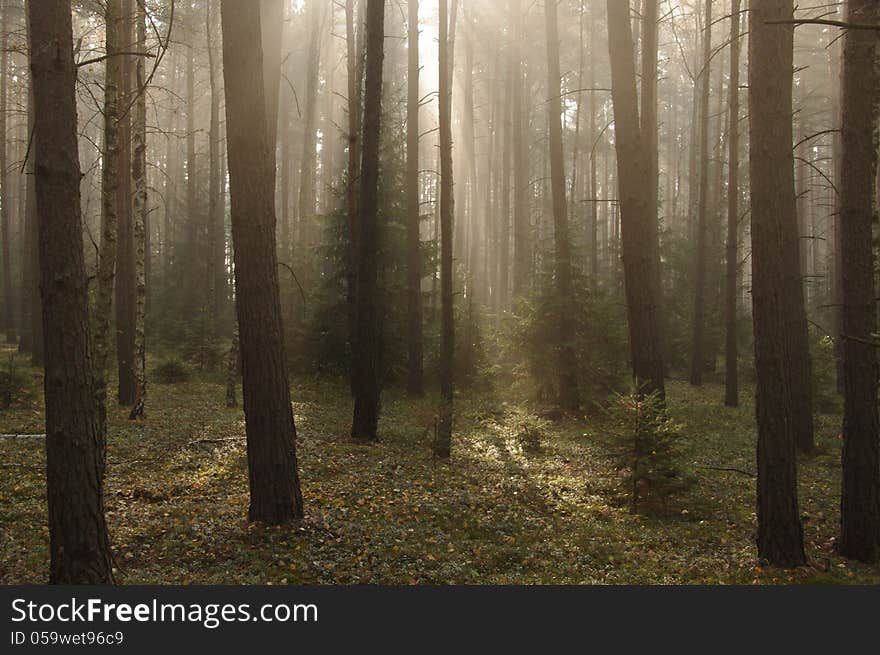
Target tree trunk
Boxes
[221,0,304,523]
[297,1,323,248]
[605,0,665,399]
[689,0,711,386]
[0,0,12,344]
[838,0,880,564]
[406,0,424,397]
[545,0,579,411]
[207,0,225,329]
[724,0,741,407]
[28,0,114,583]
[748,0,806,567]
[351,0,386,441]
[116,0,136,406]
[129,0,147,420]
[436,0,456,458]
[511,0,529,297]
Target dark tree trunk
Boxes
[544,0,579,411]
[207,0,225,328]
[351,0,385,441]
[28,0,114,584]
[605,0,665,399]
[0,0,12,344]
[838,0,880,564]
[116,0,136,406]
[345,0,363,385]
[21,66,42,365]
[724,0,741,408]
[748,0,806,567]
[221,0,304,523]
[436,0,456,458]
[406,0,424,398]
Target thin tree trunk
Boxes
[406,0,424,397]
[28,0,114,583]
[724,0,741,408]
[511,0,529,297]
[0,0,12,344]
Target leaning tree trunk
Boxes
[351,0,386,441]
[724,0,741,408]
[838,0,880,564]
[406,0,424,398]
[605,0,665,399]
[544,0,579,411]
[221,0,304,523]
[748,0,806,567]
[28,0,114,584]
[436,0,456,458]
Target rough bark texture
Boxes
[838,0,880,563]
[28,0,114,584]
[351,0,385,441]
[437,0,456,458]
[406,0,424,398]
[748,0,806,567]
[221,0,304,523]
[605,0,665,399]
[724,0,741,408]
[544,0,579,411]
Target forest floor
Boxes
[2,349,878,585]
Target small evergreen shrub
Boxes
[606,391,694,514]
[153,356,190,384]
[0,355,33,409]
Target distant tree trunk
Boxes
[207,0,224,328]
[588,4,598,291]
[748,0,806,567]
[838,0,880,564]
[21,57,42,365]
[406,0,424,398]
[116,0,136,406]
[511,0,529,297]
[605,0,665,399]
[260,0,284,148]
[351,0,385,441]
[498,40,512,310]
[130,0,147,420]
[689,0,711,386]
[345,0,363,379]
[298,1,323,245]
[221,0,304,523]
[724,0,741,408]
[436,0,456,458]
[0,0,12,344]
[545,0,579,411]
[225,321,239,407]
[28,0,114,583]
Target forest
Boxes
[1,0,879,586]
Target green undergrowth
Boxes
[1,352,876,584]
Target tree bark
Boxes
[351,0,386,441]
[724,0,741,407]
[406,0,424,398]
[221,0,304,523]
[605,0,665,399]
[28,0,114,583]
[0,0,13,344]
[748,0,807,567]
[838,0,880,564]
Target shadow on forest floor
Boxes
[0,347,876,584]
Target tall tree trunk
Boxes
[436,0,456,458]
[0,0,12,344]
[28,0,114,583]
[724,0,741,407]
[689,0,711,386]
[129,0,147,419]
[221,0,304,523]
[406,0,424,397]
[545,0,579,411]
[21,58,42,365]
[116,0,136,406]
[605,0,665,399]
[207,0,224,329]
[838,0,880,564]
[345,0,363,383]
[748,0,806,567]
[351,0,386,441]
[297,1,323,250]
[511,0,529,297]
